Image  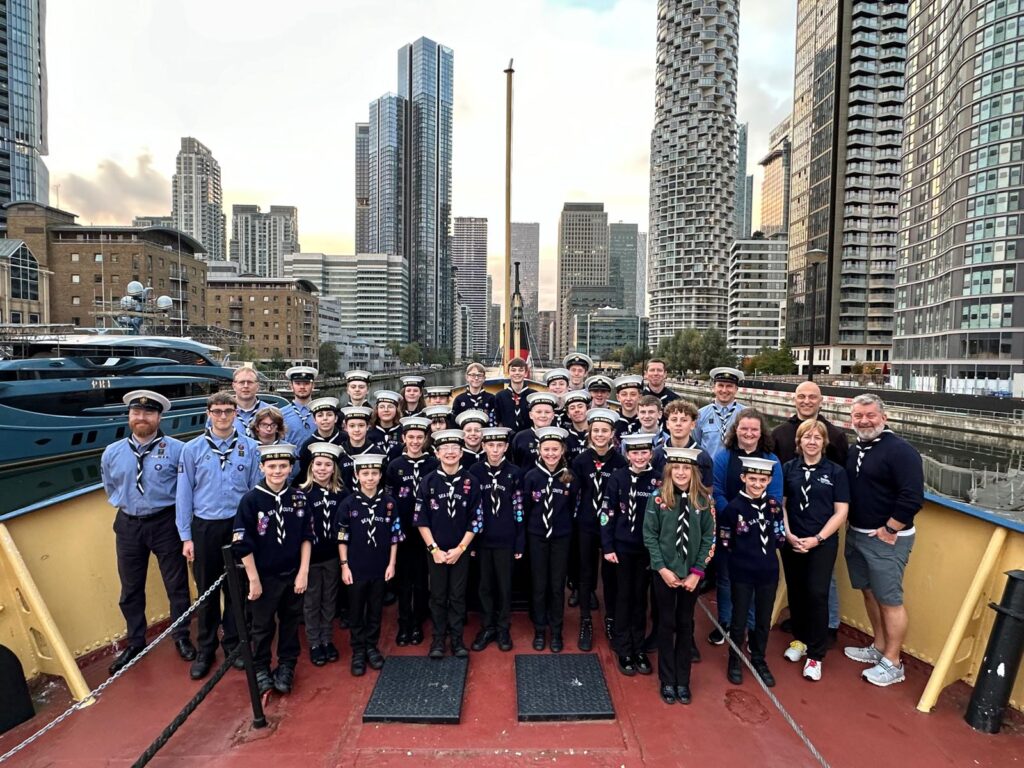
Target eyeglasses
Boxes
[256,421,277,430]
[467,372,485,378]
[209,408,236,417]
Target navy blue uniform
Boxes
[522,464,578,633]
[653,437,713,488]
[303,483,348,648]
[642,385,680,408]
[452,390,496,422]
[385,453,438,635]
[338,438,387,494]
[369,424,402,454]
[511,428,580,468]
[469,460,524,634]
[297,430,344,485]
[613,414,640,440]
[459,448,483,470]
[494,386,535,433]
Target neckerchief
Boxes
[627,465,652,533]
[404,454,427,489]
[799,462,815,515]
[128,432,164,494]
[256,483,288,546]
[713,401,739,442]
[535,462,557,538]
[854,432,884,476]
[314,484,333,541]
[486,462,503,516]
[204,429,238,470]
[358,491,381,547]
[675,490,690,556]
[591,451,610,518]
[742,491,770,555]
[439,469,462,519]
[292,400,310,430]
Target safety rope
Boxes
[0,572,226,765]
[697,597,832,768]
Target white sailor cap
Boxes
[352,453,387,471]
[423,405,452,421]
[426,385,454,397]
[710,367,744,385]
[345,369,371,383]
[308,442,342,460]
[481,426,512,443]
[373,389,401,405]
[432,429,465,447]
[586,407,620,426]
[340,405,373,422]
[563,390,592,407]
[400,416,432,432]
[124,389,171,413]
[535,426,570,444]
[585,375,614,392]
[740,456,775,476]
[563,352,594,371]
[613,374,644,392]
[286,366,317,382]
[544,368,571,384]
[455,409,489,427]
[663,446,702,465]
[400,375,426,388]
[527,391,558,409]
[621,433,656,452]
[259,443,297,463]
[309,397,340,414]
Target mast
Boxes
[512,261,523,360]
[503,59,514,373]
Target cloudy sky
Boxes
[46,0,796,311]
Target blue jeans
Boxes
[715,549,756,631]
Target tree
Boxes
[399,343,423,365]
[266,350,287,373]
[236,342,258,363]
[698,328,735,372]
[610,343,644,370]
[656,328,736,375]
[386,340,402,356]
[744,342,796,376]
[318,342,339,374]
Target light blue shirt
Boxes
[176,431,262,540]
[283,401,314,446]
[101,434,184,517]
[694,399,746,461]
[233,398,272,438]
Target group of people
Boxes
[101,355,923,706]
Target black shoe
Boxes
[675,685,692,704]
[255,668,275,695]
[568,589,580,608]
[660,684,677,705]
[273,665,295,694]
[383,590,397,606]
[497,629,513,652]
[779,617,793,634]
[753,659,776,688]
[324,641,339,663]
[429,638,446,659]
[175,638,197,662]
[367,647,385,670]
[108,645,144,675]
[396,628,411,647]
[589,592,599,610]
[691,640,702,663]
[550,631,564,654]
[351,654,367,676]
[635,652,653,675]
[472,627,497,652]
[409,627,425,646]
[642,634,657,653]
[578,619,593,652]
[533,628,546,651]
[189,652,214,680]
[232,653,247,670]
[617,655,637,676]
[727,655,743,685]
[708,626,727,646]
[604,617,614,641]
[311,644,327,667]
[450,635,469,658]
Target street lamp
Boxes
[805,248,828,382]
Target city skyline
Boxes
[43,0,796,312]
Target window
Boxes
[71,253,79,262]
[9,244,40,300]
[72,297,81,305]
[94,253,103,262]
[94,274,102,283]
[71,274,80,284]
[11,311,22,323]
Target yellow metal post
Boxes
[916,526,1008,713]
[0,523,92,702]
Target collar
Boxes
[739,490,767,502]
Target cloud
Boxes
[54,154,171,224]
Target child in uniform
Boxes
[369,390,402,453]
[455,409,488,467]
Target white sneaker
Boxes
[784,640,807,662]
[802,658,822,681]
[844,644,883,665]
[862,657,905,687]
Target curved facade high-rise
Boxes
[648,0,739,345]
[894,0,1024,393]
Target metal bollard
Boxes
[965,570,1024,734]
[221,545,267,729]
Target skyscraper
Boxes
[648,1,739,344]
[172,137,225,261]
[354,123,370,254]
[609,222,639,315]
[0,0,48,221]
[367,95,405,258]
[758,115,792,237]
[893,0,1023,393]
[557,202,609,356]
[229,204,300,278]
[452,216,488,357]
[734,123,752,240]
[786,1,904,375]
[636,231,648,317]
[512,222,540,340]
[728,237,788,360]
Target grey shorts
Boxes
[845,528,914,607]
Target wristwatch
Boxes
[340,560,348,566]
[814,534,824,544]
[427,543,439,553]
[884,524,898,535]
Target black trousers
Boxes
[427,555,470,639]
[348,578,385,655]
[652,577,697,686]
[528,534,570,631]
[113,509,191,647]
[250,572,303,670]
[397,537,429,632]
[782,538,838,661]
[613,549,650,656]
[602,558,618,621]
[192,516,240,654]
[567,526,580,591]
[478,547,514,631]
[729,579,778,664]
[577,528,602,621]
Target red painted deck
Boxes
[3,603,1022,767]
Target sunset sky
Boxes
[45,0,796,311]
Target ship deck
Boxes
[3,602,1021,767]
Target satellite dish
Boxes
[119,296,135,309]
[126,281,145,297]
[156,296,174,310]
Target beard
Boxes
[130,420,158,441]
[854,423,885,441]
